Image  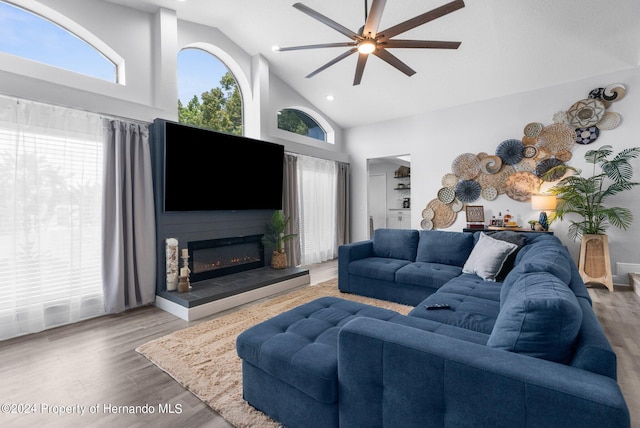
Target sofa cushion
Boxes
[462,232,518,281]
[487,272,583,363]
[395,262,462,289]
[408,274,501,335]
[348,257,411,282]
[415,230,474,267]
[373,228,419,261]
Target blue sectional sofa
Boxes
[236,228,629,427]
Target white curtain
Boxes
[297,155,338,265]
[0,96,105,340]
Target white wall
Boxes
[346,68,640,284]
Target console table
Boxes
[463,227,553,235]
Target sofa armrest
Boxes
[338,240,373,292]
[338,318,629,428]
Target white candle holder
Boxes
[178,253,191,292]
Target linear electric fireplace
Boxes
[188,235,264,282]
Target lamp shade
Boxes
[531,194,557,211]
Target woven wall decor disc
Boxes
[426,198,456,229]
[422,207,435,220]
[477,152,489,160]
[552,111,569,124]
[588,87,612,109]
[603,83,626,102]
[480,155,502,174]
[420,218,433,230]
[505,172,541,202]
[556,150,572,162]
[537,123,576,154]
[451,153,481,180]
[495,139,525,165]
[567,98,605,128]
[523,122,544,138]
[535,158,565,181]
[596,112,621,130]
[450,199,464,212]
[437,187,456,204]
[522,136,538,146]
[477,165,515,195]
[514,158,536,173]
[523,145,538,158]
[481,186,498,201]
[535,147,551,161]
[441,173,459,188]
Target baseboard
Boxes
[154,272,310,321]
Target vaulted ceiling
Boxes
[105,0,640,128]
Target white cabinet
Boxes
[388,209,409,229]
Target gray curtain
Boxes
[337,162,351,245]
[102,119,156,314]
[283,153,301,266]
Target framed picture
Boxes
[465,205,485,223]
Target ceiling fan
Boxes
[274,0,465,85]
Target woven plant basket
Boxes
[271,251,287,269]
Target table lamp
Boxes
[531,194,557,231]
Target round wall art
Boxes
[566,98,605,128]
[455,179,482,203]
[575,126,600,145]
[496,139,525,165]
[451,153,481,180]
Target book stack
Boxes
[466,222,485,229]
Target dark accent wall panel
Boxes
[150,120,274,295]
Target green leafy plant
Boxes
[542,145,640,241]
[261,210,297,253]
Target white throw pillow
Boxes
[462,232,519,281]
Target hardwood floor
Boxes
[1,260,638,428]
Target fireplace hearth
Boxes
[188,235,264,282]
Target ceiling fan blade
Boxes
[353,53,369,85]
[377,0,465,41]
[306,48,358,79]
[372,48,416,77]
[362,0,387,37]
[293,3,359,40]
[277,42,357,52]
[383,39,461,49]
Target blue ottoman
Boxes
[236,296,402,428]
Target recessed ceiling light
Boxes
[326,95,335,101]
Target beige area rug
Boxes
[136,278,412,428]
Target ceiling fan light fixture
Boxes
[357,39,377,54]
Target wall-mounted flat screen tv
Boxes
[162,121,284,211]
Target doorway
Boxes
[367,155,411,235]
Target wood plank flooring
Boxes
[0,260,638,428]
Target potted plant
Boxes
[542,145,640,290]
[262,210,297,269]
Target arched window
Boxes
[177,48,243,136]
[0,1,120,83]
[277,108,327,142]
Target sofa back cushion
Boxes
[373,228,419,261]
[488,272,583,363]
[415,230,474,267]
[501,238,574,307]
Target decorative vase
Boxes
[271,251,287,269]
[578,234,613,292]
